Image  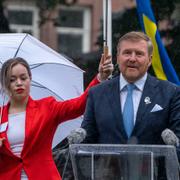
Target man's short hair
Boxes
[117,31,153,56]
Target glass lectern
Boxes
[69,144,179,180]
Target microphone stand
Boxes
[91,152,95,180]
[61,128,86,179]
[62,147,71,180]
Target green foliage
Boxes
[151,0,175,21]
[166,25,180,75]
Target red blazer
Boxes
[0,77,99,180]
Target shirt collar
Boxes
[119,73,147,92]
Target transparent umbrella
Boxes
[0,33,84,147]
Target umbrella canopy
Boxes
[0,33,84,100]
[0,33,84,147]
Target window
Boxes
[56,6,91,57]
[7,5,39,38]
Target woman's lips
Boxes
[16,89,24,94]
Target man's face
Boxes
[117,40,152,83]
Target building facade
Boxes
[4,0,135,57]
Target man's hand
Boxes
[98,54,114,81]
[0,137,5,147]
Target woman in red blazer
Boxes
[0,56,113,180]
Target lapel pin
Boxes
[144,97,151,104]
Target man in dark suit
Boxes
[81,32,180,176]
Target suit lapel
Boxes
[0,97,38,157]
[133,75,159,132]
[21,97,37,157]
[0,103,16,156]
[106,76,127,139]
[0,104,10,148]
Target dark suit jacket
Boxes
[81,74,180,159]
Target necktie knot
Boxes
[127,83,135,92]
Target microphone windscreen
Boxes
[67,128,87,144]
[161,128,179,146]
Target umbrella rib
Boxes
[30,64,44,70]
[13,34,28,58]
[30,63,84,72]
[31,80,64,101]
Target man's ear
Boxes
[150,54,153,61]
[148,55,153,67]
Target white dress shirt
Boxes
[119,73,147,124]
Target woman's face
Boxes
[8,63,31,102]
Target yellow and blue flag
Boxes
[136,0,180,85]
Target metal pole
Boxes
[103,0,112,56]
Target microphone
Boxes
[67,127,87,144]
[161,128,179,146]
[62,128,86,180]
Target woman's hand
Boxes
[98,54,114,81]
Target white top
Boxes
[7,112,28,180]
[119,73,147,124]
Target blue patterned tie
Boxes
[123,84,135,138]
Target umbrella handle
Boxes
[103,45,109,58]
